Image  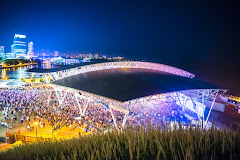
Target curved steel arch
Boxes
[30,61,195,82]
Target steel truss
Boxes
[50,84,129,130]
[49,84,227,129]
[30,61,195,82]
[123,89,227,128]
[124,89,226,107]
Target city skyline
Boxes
[0,33,109,59]
[1,1,240,95]
[0,1,240,157]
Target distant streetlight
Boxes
[35,122,38,140]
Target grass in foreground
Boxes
[0,124,240,160]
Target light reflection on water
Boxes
[0,62,54,79]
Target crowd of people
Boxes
[0,85,196,137]
[54,92,125,131]
[0,86,51,132]
[0,85,126,136]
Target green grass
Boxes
[0,124,240,160]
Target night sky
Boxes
[0,1,240,95]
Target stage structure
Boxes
[49,84,226,129]
[28,61,227,129]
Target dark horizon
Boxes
[1,0,240,95]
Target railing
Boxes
[5,131,83,144]
[6,132,55,144]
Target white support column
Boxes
[202,93,205,122]
[82,100,89,115]
[205,90,219,127]
[53,87,67,105]
[188,91,201,121]
[176,92,185,111]
[122,113,128,129]
[49,74,54,82]
[110,108,118,130]
[55,90,62,104]
[75,96,83,115]
[44,74,48,84]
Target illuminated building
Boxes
[0,46,4,59]
[63,58,80,64]
[77,54,84,58]
[82,58,90,62]
[54,51,59,57]
[113,56,124,60]
[27,41,34,58]
[94,53,98,59]
[12,34,27,58]
[11,45,14,53]
[5,52,15,59]
[87,53,93,59]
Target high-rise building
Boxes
[87,53,93,59]
[0,46,4,59]
[7,44,15,59]
[11,45,14,53]
[94,53,98,59]
[78,54,83,58]
[5,53,15,59]
[27,41,34,57]
[55,51,59,57]
[13,34,27,58]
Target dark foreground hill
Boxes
[0,125,240,160]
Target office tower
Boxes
[88,53,93,59]
[55,51,59,57]
[5,53,15,59]
[94,53,98,59]
[11,45,14,53]
[27,41,34,56]
[13,34,27,58]
[0,46,4,59]
[7,44,15,59]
